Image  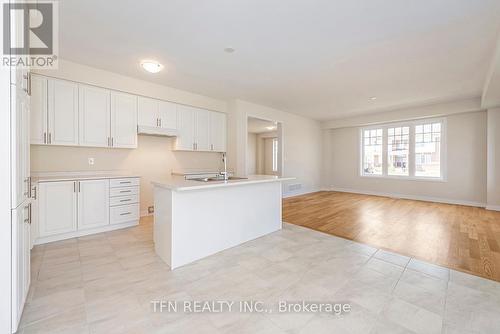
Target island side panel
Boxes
[170,181,282,269]
[153,186,173,267]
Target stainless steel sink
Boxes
[192,176,248,182]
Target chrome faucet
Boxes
[220,152,229,181]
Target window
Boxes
[360,119,445,180]
[387,126,409,176]
[362,129,383,175]
[415,122,441,178]
[272,138,278,172]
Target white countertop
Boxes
[151,175,295,192]
[33,172,140,183]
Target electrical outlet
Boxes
[148,206,154,214]
[88,158,95,166]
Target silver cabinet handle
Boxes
[119,181,131,184]
[43,132,47,144]
[119,199,131,202]
[120,212,131,216]
[73,182,76,192]
[111,137,114,147]
[159,118,162,127]
[119,190,131,193]
[78,181,81,192]
[48,133,52,144]
[32,186,37,200]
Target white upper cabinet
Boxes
[175,105,196,150]
[77,180,110,230]
[137,97,159,128]
[159,101,177,129]
[47,78,79,146]
[38,181,78,237]
[210,111,227,152]
[194,108,210,151]
[111,92,137,148]
[30,75,47,145]
[30,75,227,151]
[11,85,30,209]
[79,85,111,147]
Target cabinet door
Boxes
[77,180,110,230]
[11,203,30,333]
[175,105,195,150]
[47,79,79,146]
[111,92,137,148]
[79,85,111,147]
[210,111,227,152]
[159,101,177,129]
[137,97,159,128]
[30,75,48,145]
[38,181,77,237]
[194,108,210,151]
[11,85,30,209]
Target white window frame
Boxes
[359,117,447,182]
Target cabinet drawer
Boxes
[110,186,139,197]
[110,178,140,188]
[110,204,139,224]
[110,194,139,207]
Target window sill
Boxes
[360,174,447,183]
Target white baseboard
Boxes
[328,187,486,208]
[34,220,139,245]
[486,205,500,212]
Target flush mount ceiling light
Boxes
[369,96,377,101]
[141,60,163,73]
[266,126,277,131]
[224,47,235,53]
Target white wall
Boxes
[487,108,500,210]
[246,133,257,174]
[323,111,487,206]
[229,100,323,196]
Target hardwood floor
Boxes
[283,191,500,282]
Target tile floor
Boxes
[18,217,500,334]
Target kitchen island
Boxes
[152,175,294,269]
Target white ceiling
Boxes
[59,0,500,120]
[247,117,277,134]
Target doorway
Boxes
[247,117,283,176]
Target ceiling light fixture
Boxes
[224,47,235,53]
[266,126,277,131]
[141,60,163,73]
[369,96,377,101]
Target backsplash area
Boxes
[31,135,223,215]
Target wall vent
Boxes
[288,183,302,192]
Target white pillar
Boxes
[487,108,500,211]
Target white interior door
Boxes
[11,203,30,333]
[137,97,159,128]
[47,79,79,146]
[79,85,111,147]
[29,75,47,145]
[194,108,210,151]
[175,105,195,150]
[38,181,77,237]
[111,92,137,148]
[77,180,110,230]
[159,101,177,129]
[210,111,227,152]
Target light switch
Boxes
[88,158,95,166]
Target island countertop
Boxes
[151,175,295,192]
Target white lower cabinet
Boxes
[77,180,110,230]
[11,202,31,333]
[38,181,77,237]
[35,177,140,244]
